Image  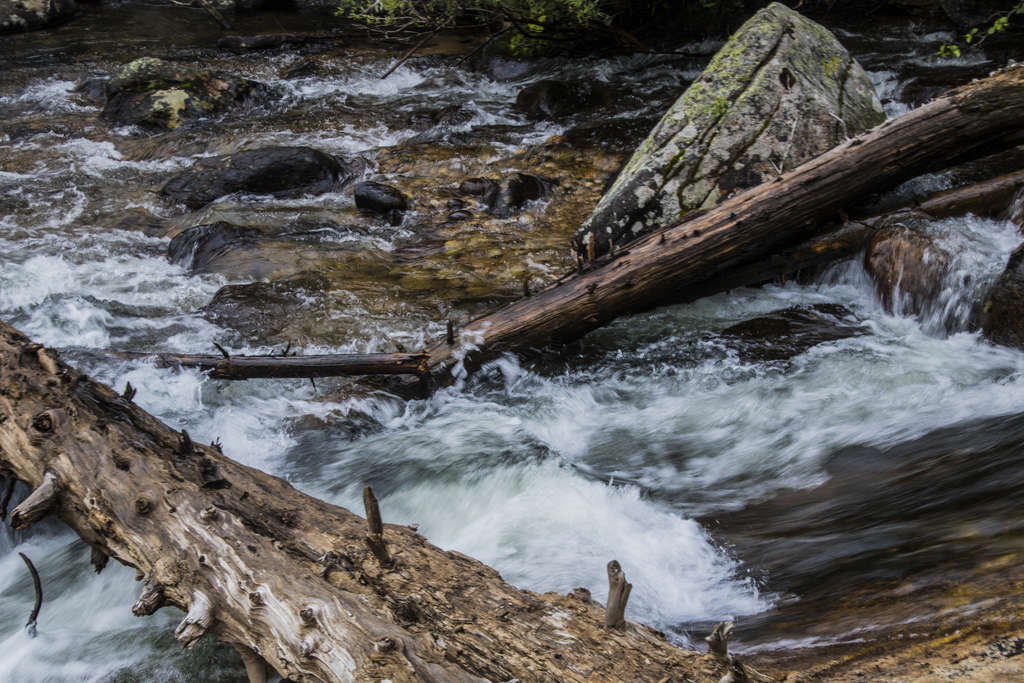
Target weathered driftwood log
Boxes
[0,322,728,682]
[116,351,430,380]
[419,66,1024,381]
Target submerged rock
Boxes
[721,303,865,361]
[161,146,351,210]
[981,244,1024,350]
[515,80,616,120]
[0,0,76,34]
[167,222,263,272]
[102,57,263,131]
[863,214,952,314]
[203,273,330,342]
[572,2,885,259]
[354,181,408,225]
[454,173,552,217]
[408,105,472,132]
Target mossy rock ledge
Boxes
[572,2,885,259]
[102,57,264,131]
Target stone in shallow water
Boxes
[863,213,952,315]
[203,273,329,342]
[167,222,263,272]
[161,146,352,210]
[573,2,885,260]
[982,244,1024,351]
[354,181,409,225]
[102,57,264,131]
[515,79,616,120]
[720,303,865,362]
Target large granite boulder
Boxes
[981,244,1024,350]
[161,146,352,210]
[102,57,263,131]
[572,2,884,259]
[0,0,76,34]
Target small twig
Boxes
[380,29,437,80]
[214,342,230,360]
[197,0,232,30]
[18,552,43,637]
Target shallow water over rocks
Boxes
[2,5,1024,680]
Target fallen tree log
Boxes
[420,66,1024,380]
[0,322,729,682]
[115,350,430,380]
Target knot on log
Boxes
[10,471,59,530]
[199,505,218,522]
[604,559,632,629]
[299,605,319,627]
[179,429,194,456]
[134,496,153,515]
[31,411,53,433]
[248,590,264,607]
[374,636,397,654]
[36,347,58,375]
[175,590,215,649]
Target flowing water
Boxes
[2,7,1024,681]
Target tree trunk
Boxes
[420,66,1024,381]
[0,322,728,683]
[118,350,430,380]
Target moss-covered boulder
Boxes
[102,57,263,131]
[572,2,884,259]
[0,0,76,34]
[981,244,1024,350]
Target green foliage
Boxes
[939,1,1023,59]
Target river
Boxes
[2,5,1023,681]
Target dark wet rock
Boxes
[445,209,473,223]
[1008,187,1024,229]
[102,57,263,131]
[720,304,865,361]
[863,215,952,314]
[562,117,662,154]
[161,146,350,210]
[111,207,164,237]
[73,77,108,104]
[573,2,885,260]
[457,178,495,197]
[167,222,263,272]
[203,273,329,341]
[354,181,408,226]
[981,244,1024,350]
[0,0,77,34]
[515,80,616,120]
[408,105,472,132]
[899,62,993,108]
[282,57,328,79]
[484,173,553,218]
[217,34,328,52]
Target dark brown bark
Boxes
[0,322,728,682]
[418,66,1024,381]
[118,351,430,380]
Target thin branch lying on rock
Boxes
[111,350,431,380]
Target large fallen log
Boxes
[0,322,728,682]
[420,66,1024,380]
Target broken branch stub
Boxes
[175,589,215,649]
[605,560,632,629]
[707,621,735,661]
[10,470,58,530]
[363,485,393,568]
